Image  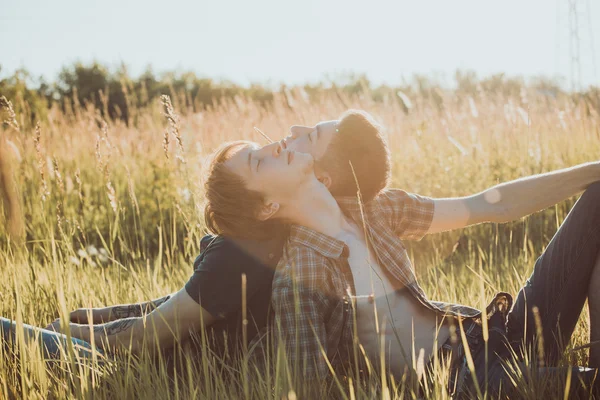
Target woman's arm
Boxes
[55,288,215,354]
[67,294,174,324]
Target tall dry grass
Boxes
[0,84,599,399]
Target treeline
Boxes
[1,62,598,127]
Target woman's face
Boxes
[224,141,315,205]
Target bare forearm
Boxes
[70,317,146,352]
[77,294,173,324]
[104,295,173,321]
[82,317,186,353]
[67,289,212,354]
[483,161,600,223]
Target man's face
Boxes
[224,141,315,203]
[284,120,339,161]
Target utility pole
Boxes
[568,0,582,92]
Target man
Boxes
[33,110,389,360]
[202,111,600,397]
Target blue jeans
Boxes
[0,317,103,360]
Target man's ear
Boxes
[256,202,280,221]
[315,171,332,189]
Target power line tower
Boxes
[566,0,598,91]
[568,0,582,92]
[586,0,598,86]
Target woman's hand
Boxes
[68,308,112,324]
[44,318,63,333]
[45,308,111,332]
[44,320,92,343]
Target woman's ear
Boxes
[256,202,280,221]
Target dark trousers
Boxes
[465,182,600,397]
[507,182,600,362]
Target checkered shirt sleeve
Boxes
[271,246,333,377]
[373,189,435,240]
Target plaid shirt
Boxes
[270,189,485,377]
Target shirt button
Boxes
[268,253,274,259]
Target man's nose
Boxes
[289,125,313,139]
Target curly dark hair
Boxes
[317,109,391,203]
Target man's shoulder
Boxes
[374,188,433,201]
[367,189,434,213]
[195,233,287,270]
[336,189,410,213]
[370,188,409,203]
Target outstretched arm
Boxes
[62,287,215,354]
[68,295,174,324]
[427,161,600,234]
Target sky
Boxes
[1,0,599,89]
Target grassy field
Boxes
[0,85,599,399]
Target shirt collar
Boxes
[289,225,348,259]
[334,195,363,215]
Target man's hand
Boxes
[68,308,111,324]
[53,295,174,328]
[45,308,112,329]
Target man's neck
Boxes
[282,180,353,238]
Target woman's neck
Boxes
[282,180,352,238]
